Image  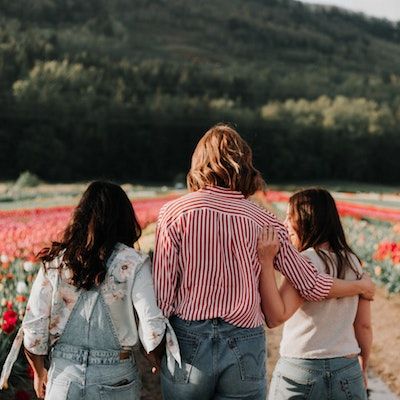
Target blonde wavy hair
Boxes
[187,124,265,197]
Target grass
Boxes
[0,182,183,210]
[268,181,400,194]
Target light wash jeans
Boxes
[45,290,140,400]
[269,357,367,400]
[161,316,267,400]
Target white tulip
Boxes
[16,281,28,294]
[23,261,34,272]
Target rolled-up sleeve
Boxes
[153,207,180,317]
[274,224,333,301]
[132,257,166,353]
[23,266,52,355]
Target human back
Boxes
[280,247,363,358]
[154,124,272,400]
[156,184,284,327]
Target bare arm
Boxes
[327,275,375,300]
[258,226,303,328]
[354,298,373,388]
[24,350,47,399]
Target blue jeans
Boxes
[47,346,139,400]
[269,357,367,400]
[46,290,140,400]
[161,316,266,400]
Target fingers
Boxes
[35,384,45,399]
[259,225,278,242]
[267,225,278,244]
[257,225,280,257]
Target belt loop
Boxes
[82,351,89,366]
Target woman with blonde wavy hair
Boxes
[153,124,374,400]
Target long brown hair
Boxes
[288,188,360,279]
[39,181,142,290]
[187,123,265,197]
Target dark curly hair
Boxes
[39,181,142,290]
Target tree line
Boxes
[1,0,400,183]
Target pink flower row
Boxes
[0,195,178,261]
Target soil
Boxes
[368,288,400,396]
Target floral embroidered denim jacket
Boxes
[0,243,180,388]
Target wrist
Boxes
[356,280,365,295]
[260,258,274,268]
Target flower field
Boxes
[1,190,400,398]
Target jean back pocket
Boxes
[99,378,140,400]
[228,331,266,381]
[163,331,200,384]
[45,380,71,400]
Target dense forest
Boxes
[1,0,400,183]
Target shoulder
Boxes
[112,243,149,266]
[158,192,202,219]
[242,199,289,241]
[108,243,149,282]
[301,248,317,258]
[41,255,63,281]
[245,198,280,224]
[300,248,326,272]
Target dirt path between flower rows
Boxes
[368,288,400,396]
[137,287,400,399]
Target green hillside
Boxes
[1,0,400,182]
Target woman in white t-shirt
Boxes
[258,188,372,400]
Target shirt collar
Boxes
[201,186,244,199]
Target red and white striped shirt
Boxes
[153,186,333,328]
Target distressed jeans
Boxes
[161,316,267,400]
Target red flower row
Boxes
[0,195,179,261]
[1,309,18,334]
[374,241,400,264]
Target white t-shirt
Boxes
[280,248,362,359]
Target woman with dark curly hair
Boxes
[0,181,180,399]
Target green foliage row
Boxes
[344,218,400,294]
